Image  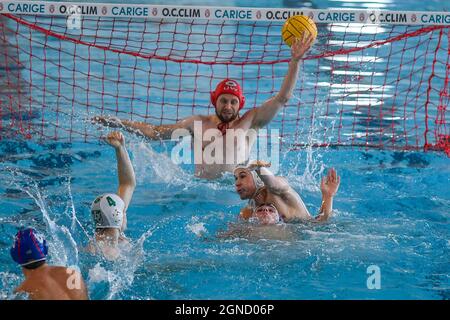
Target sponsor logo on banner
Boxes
[6,3,45,13]
[1,3,448,25]
[318,11,356,22]
[420,13,450,23]
[265,10,305,20]
[111,6,148,16]
[214,8,252,19]
[161,7,201,18]
[58,5,97,15]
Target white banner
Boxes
[0,1,449,25]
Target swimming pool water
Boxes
[0,137,448,299]
[0,0,449,300]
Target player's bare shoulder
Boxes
[50,265,75,276]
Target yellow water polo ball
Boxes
[282,15,318,47]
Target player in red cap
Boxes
[94,35,314,179]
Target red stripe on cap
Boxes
[30,231,44,258]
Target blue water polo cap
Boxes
[10,228,48,267]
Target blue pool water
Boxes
[1,140,448,299]
[1,0,449,300]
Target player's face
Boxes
[216,94,240,122]
[234,169,256,200]
[253,204,280,225]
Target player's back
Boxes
[18,265,88,300]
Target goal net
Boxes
[0,2,449,155]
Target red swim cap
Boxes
[210,79,245,109]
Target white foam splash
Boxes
[99,222,160,300]
[88,263,114,283]
[187,222,207,237]
[128,138,193,187]
[127,136,231,193]
[0,272,22,300]
[6,168,80,267]
[284,95,326,192]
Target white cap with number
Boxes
[90,193,124,229]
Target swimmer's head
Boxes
[211,79,245,122]
[234,165,264,200]
[10,228,48,269]
[252,203,281,225]
[90,194,124,231]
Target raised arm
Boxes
[251,33,314,128]
[94,115,200,140]
[248,160,311,219]
[315,168,340,222]
[250,161,304,206]
[105,131,136,213]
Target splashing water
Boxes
[87,222,162,300]
[0,272,23,299]
[128,138,193,187]
[64,176,91,240]
[286,94,327,192]
[4,166,164,300]
[6,168,81,267]
[127,136,230,193]
[186,216,208,237]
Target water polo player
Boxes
[93,35,314,179]
[10,228,88,300]
[87,131,136,260]
[234,161,340,223]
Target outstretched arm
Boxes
[94,115,200,140]
[105,132,136,225]
[251,34,314,128]
[315,168,340,222]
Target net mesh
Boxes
[0,13,449,154]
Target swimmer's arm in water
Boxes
[250,35,314,129]
[93,115,201,140]
[315,168,340,222]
